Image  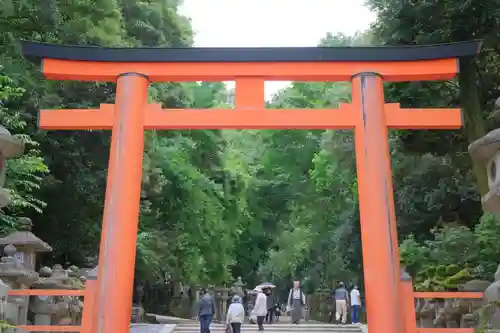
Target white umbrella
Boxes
[255,282,276,289]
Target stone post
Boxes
[131,283,144,323]
[232,277,247,315]
[482,265,500,329]
[0,124,24,208]
[212,287,221,322]
[246,289,256,320]
[30,264,83,327]
[194,285,202,302]
[459,280,490,328]
[0,278,11,332]
[29,267,58,328]
[316,288,331,322]
[469,97,500,329]
[220,286,230,322]
[191,285,203,318]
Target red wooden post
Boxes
[94,74,149,333]
[353,74,402,333]
[81,279,98,333]
[400,270,417,333]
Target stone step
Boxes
[173,322,363,333]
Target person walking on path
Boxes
[252,287,267,331]
[226,295,245,333]
[350,285,362,324]
[287,280,306,324]
[265,288,274,324]
[334,282,349,324]
[197,288,216,333]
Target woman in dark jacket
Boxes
[264,288,274,324]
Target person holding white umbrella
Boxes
[255,282,276,324]
[252,286,267,331]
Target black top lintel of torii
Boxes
[20,40,482,63]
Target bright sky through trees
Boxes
[179,0,376,99]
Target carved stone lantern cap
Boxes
[234,277,244,286]
[0,217,52,252]
[468,128,500,164]
[0,125,24,158]
[469,97,500,163]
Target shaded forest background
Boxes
[1,0,500,308]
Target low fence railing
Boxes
[5,277,487,332]
[7,279,97,332]
[400,275,484,333]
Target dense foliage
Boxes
[0,0,500,312]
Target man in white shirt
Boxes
[350,285,362,324]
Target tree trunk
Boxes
[459,57,489,195]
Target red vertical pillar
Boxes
[235,77,265,109]
[95,73,149,333]
[93,96,120,333]
[81,279,97,333]
[352,73,402,333]
[400,270,417,333]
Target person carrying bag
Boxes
[226,295,245,333]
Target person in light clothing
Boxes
[252,287,267,331]
[226,295,245,333]
[287,280,306,324]
[350,285,362,324]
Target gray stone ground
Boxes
[130,323,176,333]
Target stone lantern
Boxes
[219,285,231,321]
[232,276,245,298]
[469,97,500,219]
[0,244,38,327]
[469,97,500,329]
[0,217,52,271]
[0,125,24,208]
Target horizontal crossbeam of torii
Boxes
[39,103,460,130]
[21,40,482,333]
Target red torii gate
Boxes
[21,40,482,333]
